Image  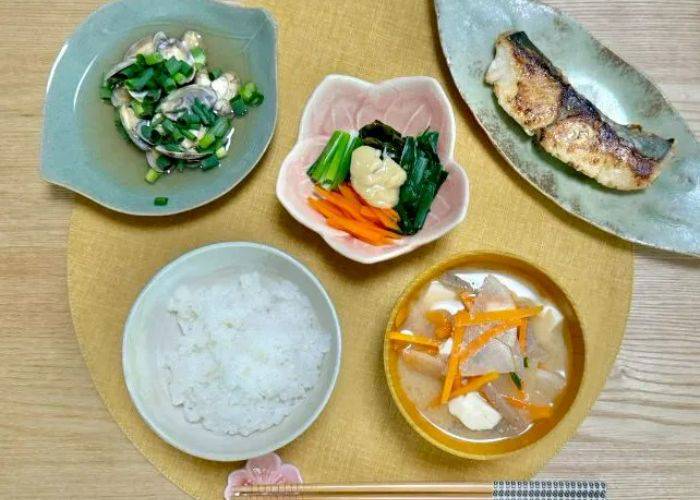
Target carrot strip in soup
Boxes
[504,396,552,420]
[458,319,522,363]
[388,331,439,349]
[454,306,542,327]
[448,371,500,400]
[440,325,464,404]
[459,292,475,307]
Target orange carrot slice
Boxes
[459,292,475,307]
[454,306,542,327]
[371,206,400,231]
[338,183,364,208]
[314,186,365,221]
[504,396,553,420]
[359,206,382,223]
[388,331,439,349]
[326,217,387,245]
[448,371,500,400]
[458,320,522,363]
[440,325,465,404]
[381,207,399,221]
[308,197,344,219]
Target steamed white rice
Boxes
[163,271,330,436]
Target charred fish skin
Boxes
[485,31,674,191]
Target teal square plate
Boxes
[41,0,277,216]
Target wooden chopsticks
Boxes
[230,481,607,499]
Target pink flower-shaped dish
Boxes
[224,453,302,500]
[276,75,469,264]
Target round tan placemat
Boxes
[68,0,633,498]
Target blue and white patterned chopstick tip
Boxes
[493,481,607,499]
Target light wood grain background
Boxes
[0,0,698,498]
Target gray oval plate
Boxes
[435,0,700,256]
[41,0,277,216]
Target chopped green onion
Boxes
[161,143,183,152]
[191,47,206,68]
[210,116,231,138]
[200,155,220,171]
[125,67,155,91]
[173,72,188,85]
[247,91,264,106]
[120,62,144,78]
[164,57,181,76]
[156,73,177,92]
[161,119,184,141]
[523,357,529,368]
[130,100,146,117]
[192,98,214,125]
[209,68,223,80]
[179,61,194,77]
[509,372,523,390]
[179,111,201,126]
[99,86,112,100]
[231,95,248,117]
[177,124,197,141]
[197,131,216,149]
[155,155,171,171]
[215,146,228,159]
[154,196,168,206]
[145,168,161,184]
[144,52,163,65]
[240,82,258,103]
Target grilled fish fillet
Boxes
[485,31,674,191]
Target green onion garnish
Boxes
[209,68,223,80]
[173,72,188,85]
[161,119,184,141]
[509,372,523,390]
[120,62,143,78]
[125,67,155,91]
[210,116,231,138]
[231,96,248,117]
[215,146,228,159]
[154,196,168,206]
[190,47,206,67]
[145,168,161,184]
[200,155,220,171]
[240,82,258,103]
[155,155,171,171]
[179,61,194,77]
[247,91,264,106]
[197,131,216,149]
[143,52,163,65]
[164,57,181,76]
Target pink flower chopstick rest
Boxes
[224,453,303,499]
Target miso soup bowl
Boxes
[383,252,585,460]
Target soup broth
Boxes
[392,268,573,443]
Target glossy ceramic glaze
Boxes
[276,75,469,264]
[435,0,700,255]
[384,252,585,459]
[41,0,277,215]
[122,242,341,461]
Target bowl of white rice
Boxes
[122,242,341,461]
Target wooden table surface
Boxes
[1,0,698,498]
